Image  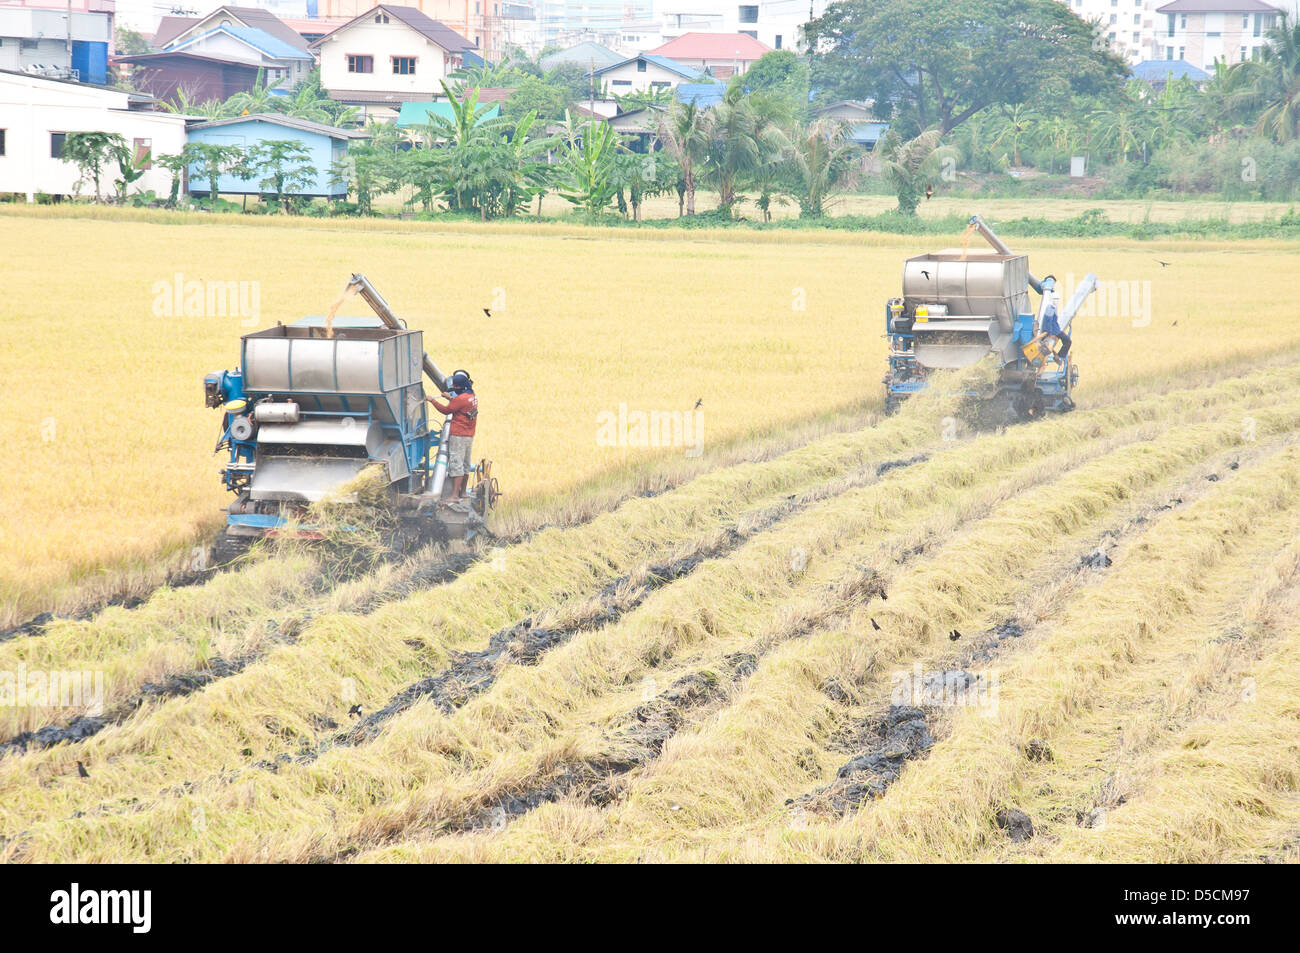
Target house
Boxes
[185,113,368,198]
[1131,57,1211,87]
[0,68,188,201]
[0,3,112,84]
[1153,0,1282,70]
[592,53,701,94]
[112,52,266,105]
[656,2,826,52]
[316,0,532,61]
[539,40,623,72]
[310,5,475,119]
[814,101,888,149]
[646,31,771,79]
[119,6,317,106]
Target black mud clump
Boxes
[1080,549,1113,569]
[1024,739,1053,763]
[797,705,936,813]
[876,453,930,477]
[995,807,1035,843]
[0,716,109,757]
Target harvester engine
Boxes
[883,215,1097,421]
[204,274,498,562]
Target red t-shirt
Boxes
[430,392,478,436]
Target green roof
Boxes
[396,100,502,129]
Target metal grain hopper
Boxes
[884,216,1097,420]
[204,275,498,559]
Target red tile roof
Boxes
[648,32,771,62]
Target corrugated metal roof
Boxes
[541,41,623,71]
[649,32,772,62]
[172,25,314,62]
[675,82,724,107]
[188,112,368,139]
[594,54,702,79]
[395,99,502,128]
[1132,59,1210,81]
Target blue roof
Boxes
[849,121,888,144]
[675,83,724,107]
[173,25,314,62]
[461,50,484,69]
[1132,59,1209,82]
[593,54,701,80]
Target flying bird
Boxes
[925,183,934,200]
[871,618,881,631]
[1172,320,1178,327]
[1156,259,1171,267]
[76,761,90,779]
[920,270,931,280]
[694,398,703,410]
[949,629,962,641]
[348,704,362,718]
[482,307,492,317]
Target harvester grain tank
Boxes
[883,216,1098,420]
[203,274,499,560]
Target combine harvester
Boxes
[883,215,1098,422]
[203,274,499,561]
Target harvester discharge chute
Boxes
[883,215,1097,421]
[203,274,499,561]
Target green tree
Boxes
[657,99,712,215]
[1236,15,1300,143]
[805,0,1128,135]
[188,142,248,203]
[781,119,862,218]
[59,131,124,200]
[329,122,401,214]
[115,27,151,55]
[156,144,202,206]
[112,139,149,201]
[248,139,317,210]
[741,50,811,120]
[413,80,512,214]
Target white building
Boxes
[1153,0,1283,68]
[535,0,653,49]
[310,4,475,115]
[1057,0,1287,67]
[592,51,699,93]
[656,0,827,52]
[0,68,188,201]
[0,5,112,82]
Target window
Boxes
[0,129,5,156]
[650,80,670,89]
[1243,14,1249,28]
[1178,46,1185,59]
[133,137,152,170]
[1179,14,1187,28]
[374,12,389,23]
[1133,14,1140,25]
[1132,32,1139,42]
[636,59,646,72]
[740,29,757,38]
[1109,14,1116,24]
[612,79,631,86]
[1167,14,1174,36]
[392,56,416,75]
[1254,14,1263,37]
[50,132,65,158]
[774,34,782,49]
[1240,46,1247,61]
[347,54,373,73]
[1166,46,1173,60]
[738,5,758,24]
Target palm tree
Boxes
[874,127,954,216]
[1235,15,1300,143]
[707,84,790,211]
[989,104,1041,167]
[784,118,862,218]
[656,99,711,215]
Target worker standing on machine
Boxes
[1039,276,1070,362]
[427,370,478,501]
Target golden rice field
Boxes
[2,204,1300,864]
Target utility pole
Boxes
[66,0,73,79]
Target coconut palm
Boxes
[874,127,955,215]
[784,118,863,218]
[656,99,712,215]
[1235,15,1300,143]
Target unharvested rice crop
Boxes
[1,206,1299,864]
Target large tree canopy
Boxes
[805,0,1128,135]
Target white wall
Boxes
[599,58,690,92]
[317,17,460,96]
[0,72,188,200]
[656,0,825,52]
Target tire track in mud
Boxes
[336,454,929,749]
[432,425,1300,862]
[792,439,1285,816]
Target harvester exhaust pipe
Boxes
[346,273,454,496]
[968,215,1043,295]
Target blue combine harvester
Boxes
[883,215,1097,421]
[203,274,498,561]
